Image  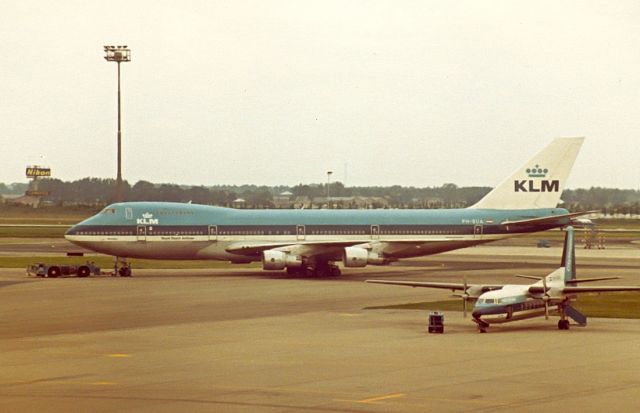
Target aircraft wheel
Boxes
[119,267,132,277]
[558,320,570,330]
[47,266,60,278]
[286,267,301,276]
[77,266,91,277]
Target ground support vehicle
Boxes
[26,262,102,278]
[428,311,445,334]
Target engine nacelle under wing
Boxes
[262,250,303,270]
[343,247,387,268]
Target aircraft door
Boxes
[208,225,218,241]
[473,224,483,240]
[371,225,380,240]
[137,225,147,242]
[296,225,305,241]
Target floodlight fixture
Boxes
[104,45,131,62]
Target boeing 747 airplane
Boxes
[65,137,590,276]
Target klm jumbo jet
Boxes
[65,137,590,276]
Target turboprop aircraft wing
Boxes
[365,279,504,292]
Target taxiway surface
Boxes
[1,247,640,412]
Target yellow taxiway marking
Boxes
[338,313,360,317]
[356,393,406,404]
[91,381,117,386]
[106,353,131,358]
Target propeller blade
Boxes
[462,276,468,318]
[543,276,549,320]
[544,300,549,320]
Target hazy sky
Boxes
[2,1,639,189]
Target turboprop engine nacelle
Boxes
[262,250,303,270]
[343,247,386,268]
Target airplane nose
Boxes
[65,224,78,238]
[64,224,85,246]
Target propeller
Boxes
[542,276,550,320]
[462,276,469,318]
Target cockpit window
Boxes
[484,298,496,304]
[101,208,116,214]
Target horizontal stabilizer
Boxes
[500,211,596,229]
[565,305,587,326]
[515,274,542,281]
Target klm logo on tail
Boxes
[514,165,560,193]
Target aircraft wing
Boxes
[565,277,620,284]
[561,286,640,294]
[366,279,503,292]
[500,211,597,229]
[528,285,640,294]
[225,240,362,257]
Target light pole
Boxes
[104,45,131,202]
[326,171,333,209]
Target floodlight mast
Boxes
[327,171,333,209]
[103,45,131,202]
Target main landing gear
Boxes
[114,257,132,277]
[286,262,341,277]
[558,305,570,330]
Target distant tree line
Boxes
[1,179,639,213]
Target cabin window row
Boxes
[77,231,133,236]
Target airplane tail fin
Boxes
[561,226,576,282]
[470,137,584,210]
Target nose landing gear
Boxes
[114,257,132,277]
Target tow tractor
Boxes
[26,262,102,278]
[26,254,133,278]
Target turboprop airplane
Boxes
[65,137,591,277]
[367,226,640,332]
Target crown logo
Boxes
[526,165,548,178]
[142,212,153,219]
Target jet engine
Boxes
[262,250,303,270]
[343,247,387,268]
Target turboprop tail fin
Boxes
[561,226,576,282]
[470,137,584,210]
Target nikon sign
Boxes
[26,167,51,177]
